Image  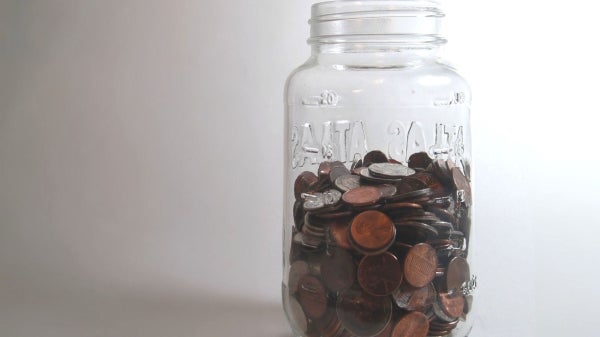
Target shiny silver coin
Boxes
[368,162,416,179]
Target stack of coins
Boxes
[287,151,473,337]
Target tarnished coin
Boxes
[349,211,395,253]
[392,283,436,311]
[404,243,438,288]
[321,247,356,293]
[335,174,361,192]
[295,171,319,200]
[363,150,388,167]
[298,275,328,319]
[391,311,429,337]
[408,152,432,170]
[451,167,472,206]
[358,252,403,296]
[329,219,353,251]
[369,163,416,179]
[433,293,465,322]
[289,260,310,294]
[337,287,392,337]
[342,186,382,207]
[286,295,309,333]
[445,257,470,293]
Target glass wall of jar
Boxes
[283,2,474,337]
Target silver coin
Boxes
[359,167,403,183]
[322,189,342,206]
[303,193,325,211]
[368,162,416,179]
[334,174,361,192]
[378,184,397,199]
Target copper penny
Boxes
[349,211,395,252]
[445,257,470,292]
[329,219,353,250]
[289,260,311,294]
[321,247,356,293]
[404,243,438,288]
[407,172,446,196]
[363,150,388,166]
[391,311,429,337]
[342,186,383,207]
[357,252,403,296]
[408,152,432,170]
[436,293,465,321]
[337,287,392,337]
[451,167,472,205]
[392,283,436,311]
[298,275,328,319]
[295,171,318,200]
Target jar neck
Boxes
[308,1,445,66]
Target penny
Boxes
[329,219,353,251]
[445,257,470,293]
[342,186,383,207]
[337,287,392,337]
[378,184,397,199]
[286,295,309,333]
[404,243,438,288]
[315,309,344,337]
[349,211,395,252]
[391,311,429,337]
[289,260,311,294]
[298,275,328,319]
[358,252,403,296]
[435,293,465,321]
[395,222,438,245]
[392,282,436,312]
[322,247,356,292]
[335,174,361,192]
[369,163,416,179]
[294,200,305,231]
[363,150,388,167]
[295,171,319,200]
[451,167,472,206]
[406,172,446,197]
[408,152,432,170]
[431,159,452,182]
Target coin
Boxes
[298,275,328,319]
[395,222,438,245]
[337,287,392,337]
[378,184,397,199]
[391,311,429,337]
[404,243,438,288]
[286,295,308,333]
[359,167,404,184]
[329,219,353,251]
[331,165,352,184]
[321,247,356,293]
[342,186,383,207]
[445,257,470,293]
[451,167,472,206]
[294,200,305,231]
[406,172,446,197]
[315,309,344,337]
[349,211,395,253]
[408,152,432,170]
[358,252,403,296]
[289,260,311,294]
[434,293,465,321]
[392,282,436,311]
[363,150,388,167]
[295,171,319,200]
[369,163,416,179]
[335,174,361,192]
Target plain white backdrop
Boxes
[1,1,599,336]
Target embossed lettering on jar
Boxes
[283,2,475,337]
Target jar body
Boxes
[283,3,474,337]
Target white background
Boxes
[1,1,599,336]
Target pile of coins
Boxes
[286,151,473,337]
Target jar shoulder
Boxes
[285,59,471,108]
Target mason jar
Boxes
[283,2,475,337]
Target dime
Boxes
[369,163,416,179]
[337,287,392,337]
[335,174,361,192]
[295,171,319,200]
[342,186,383,207]
[298,275,328,319]
[358,252,403,296]
[404,243,438,288]
[349,211,395,253]
[391,311,429,337]
[321,247,356,293]
[363,150,388,167]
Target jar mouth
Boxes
[309,0,445,46]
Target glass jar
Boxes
[283,2,474,337]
